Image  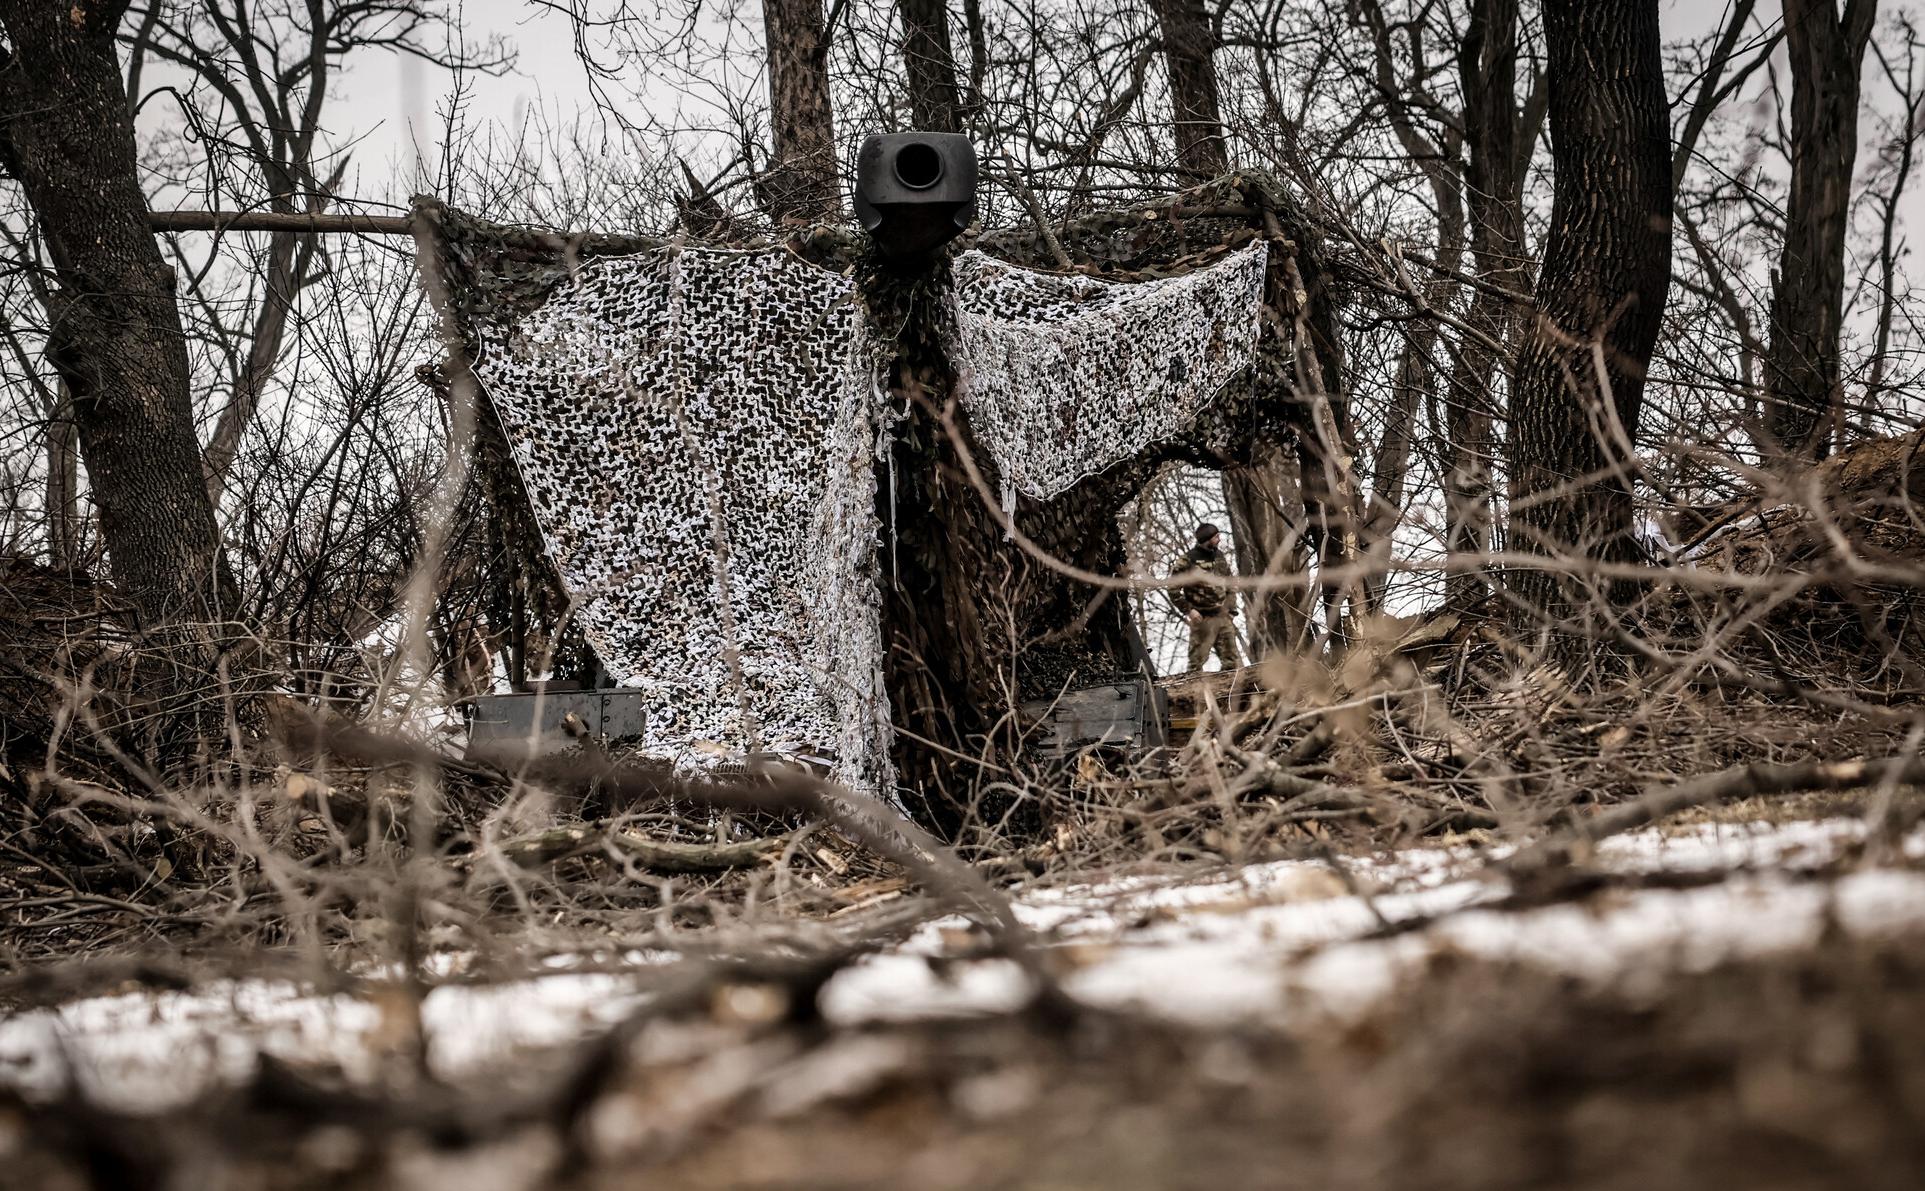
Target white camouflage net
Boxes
[946,242,1269,510]
[470,247,894,798]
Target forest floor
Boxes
[11,415,1925,1187]
[5,792,1925,1190]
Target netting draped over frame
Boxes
[469,247,894,798]
[946,242,1269,509]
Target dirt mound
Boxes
[1692,429,1925,574]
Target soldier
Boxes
[1170,521,1242,673]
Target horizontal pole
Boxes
[148,209,415,235]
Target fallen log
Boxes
[492,822,790,874]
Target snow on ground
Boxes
[0,971,646,1111]
[821,815,1924,1025]
[4,815,1922,1110]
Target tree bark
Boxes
[1764,0,1878,461]
[1507,0,1673,620]
[1446,0,1535,602]
[1149,0,1231,176]
[1221,447,1312,654]
[900,0,964,133]
[46,380,81,569]
[0,1,233,622]
[758,0,843,223]
[872,259,1150,834]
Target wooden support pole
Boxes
[149,209,414,235]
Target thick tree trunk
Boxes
[759,0,843,223]
[1446,0,1534,601]
[0,1,233,623]
[861,184,1328,831]
[1507,0,1673,621]
[1149,0,1230,176]
[900,0,964,133]
[870,260,1149,835]
[1764,0,1877,462]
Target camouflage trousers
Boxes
[1186,613,1243,672]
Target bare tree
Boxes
[758,0,843,221]
[126,1,504,507]
[1149,0,1229,176]
[1144,0,1339,651]
[1507,0,1673,621]
[1444,0,1538,598]
[901,0,965,132]
[0,0,232,622]
[1865,15,1925,423]
[1765,0,1878,461]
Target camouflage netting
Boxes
[947,242,1268,512]
[464,244,894,797]
[415,177,1316,813]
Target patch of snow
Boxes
[819,815,1925,1027]
[816,955,1032,1023]
[4,814,1921,1110]
[0,972,646,1111]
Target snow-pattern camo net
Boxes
[946,242,1268,510]
[470,247,895,800]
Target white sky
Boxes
[322,0,1821,211]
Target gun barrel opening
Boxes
[893,142,945,190]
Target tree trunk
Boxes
[759,0,843,223]
[1149,0,1230,176]
[1446,0,1535,602]
[1221,448,1312,654]
[1149,0,1340,652]
[1764,0,1877,462]
[1507,0,1673,621]
[871,260,1150,835]
[1362,316,1434,612]
[900,0,963,133]
[0,1,233,623]
[46,380,81,569]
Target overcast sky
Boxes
[324,0,1770,211]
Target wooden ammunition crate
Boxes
[1020,679,1166,757]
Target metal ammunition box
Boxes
[465,688,647,757]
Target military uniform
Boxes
[1170,541,1243,672]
